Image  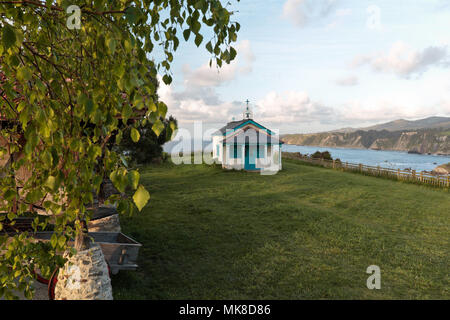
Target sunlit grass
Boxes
[111,159,449,299]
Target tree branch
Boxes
[0,1,127,15]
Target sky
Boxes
[157,0,450,134]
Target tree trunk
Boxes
[98,179,106,205]
[74,219,91,251]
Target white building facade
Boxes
[212,109,283,172]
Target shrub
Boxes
[311,151,333,160]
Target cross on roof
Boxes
[243,99,252,119]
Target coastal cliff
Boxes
[282,129,450,155]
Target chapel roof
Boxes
[212,119,274,136]
[222,128,283,145]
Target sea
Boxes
[163,140,450,172]
[282,144,450,172]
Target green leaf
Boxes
[4,189,16,201]
[169,121,177,131]
[106,38,116,55]
[58,235,66,248]
[192,20,201,34]
[152,119,165,137]
[125,7,139,24]
[230,46,237,60]
[158,102,167,117]
[17,67,32,82]
[128,170,140,190]
[120,154,128,167]
[194,33,203,47]
[85,99,95,115]
[183,29,190,41]
[131,128,140,143]
[45,176,57,191]
[148,100,157,112]
[133,185,150,211]
[109,170,127,193]
[206,41,213,53]
[50,233,58,248]
[162,74,172,85]
[2,24,16,50]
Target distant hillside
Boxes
[328,117,450,133]
[363,117,450,132]
[282,117,450,155]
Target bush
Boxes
[311,151,332,161]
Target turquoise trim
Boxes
[257,146,265,158]
[244,144,257,170]
[223,142,282,146]
[229,145,242,158]
[224,120,274,136]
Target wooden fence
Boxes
[283,153,450,189]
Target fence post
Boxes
[420,172,423,183]
[359,163,362,173]
[397,168,400,180]
[412,170,416,182]
[332,159,335,169]
[345,162,348,170]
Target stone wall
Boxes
[88,213,121,232]
[54,245,113,300]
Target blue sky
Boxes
[158,0,450,134]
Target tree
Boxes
[0,0,240,299]
[118,115,177,165]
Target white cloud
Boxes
[182,62,236,88]
[160,76,450,132]
[159,38,450,131]
[352,42,449,78]
[325,7,351,29]
[158,40,255,124]
[255,91,336,124]
[339,100,415,123]
[335,75,359,86]
[236,40,256,74]
[181,40,255,89]
[338,93,450,124]
[282,0,338,27]
[254,89,450,129]
[158,76,242,123]
[335,8,351,17]
[252,91,429,127]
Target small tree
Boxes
[0,0,240,299]
[118,115,177,165]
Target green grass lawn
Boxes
[111,159,449,299]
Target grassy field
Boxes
[111,158,449,299]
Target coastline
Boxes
[282,142,450,157]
